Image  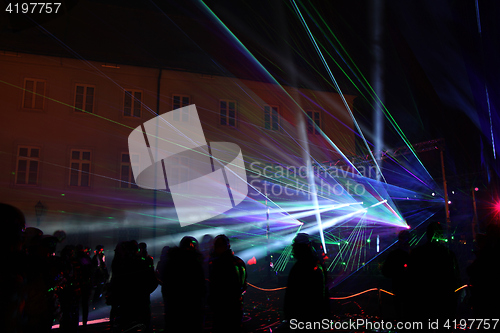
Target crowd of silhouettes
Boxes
[2,203,250,332]
[6,201,500,333]
[1,203,112,332]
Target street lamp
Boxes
[35,200,46,226]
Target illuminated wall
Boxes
[0,52,355,247]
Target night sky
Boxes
[199,0,500,220]
[202,0,500,178]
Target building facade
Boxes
[0,51,355,248]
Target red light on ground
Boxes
[247,256,257,265]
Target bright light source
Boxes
[432,193,435,196]
[448,201,452,204]
[451,191,455,194]
[475,187,479,192]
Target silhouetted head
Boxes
[426,222,444,243]
[201,234,214,254]
[61,244,75,259]
[95,245,104,254]
[160,245,170,260]
[214,234,230,255]
[24,227,43,253]
[124,240,138,256]
[40,236,58,257]
[53,230,67,243]
[138,242,148,255]
[292,233,315,261]
[113,242,127,262]
[180,236,199,251]
[1,203,26,252]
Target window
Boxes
[264,105,279,130]
[120,153,139,188]
[124,90,142,117]
[306,110,321,134]
[69,150,91,187]
[220,100,236,126]
[166,156,189,191]
[172,95,190,121]
[23,79,45,109]
[75,85,95,113]
[15,146,40,185]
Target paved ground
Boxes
[50,283,392,333]
[51,280,288,332]
[50,272,402,332]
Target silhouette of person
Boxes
[200,234,214,280]
[1,203,26,333]
[23,231,60,333]
[91,245,109,308]
[209,234,247,333]
[160,236,205,332]
[59,245,80,331]
[284,233,328,329]
[408,222,460,322]
[75,244,93,327]
[382,230,411,320]
[467,223,500,318]
[109,240,158,332]
[108,241,126,329]
[155,245,170,285]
